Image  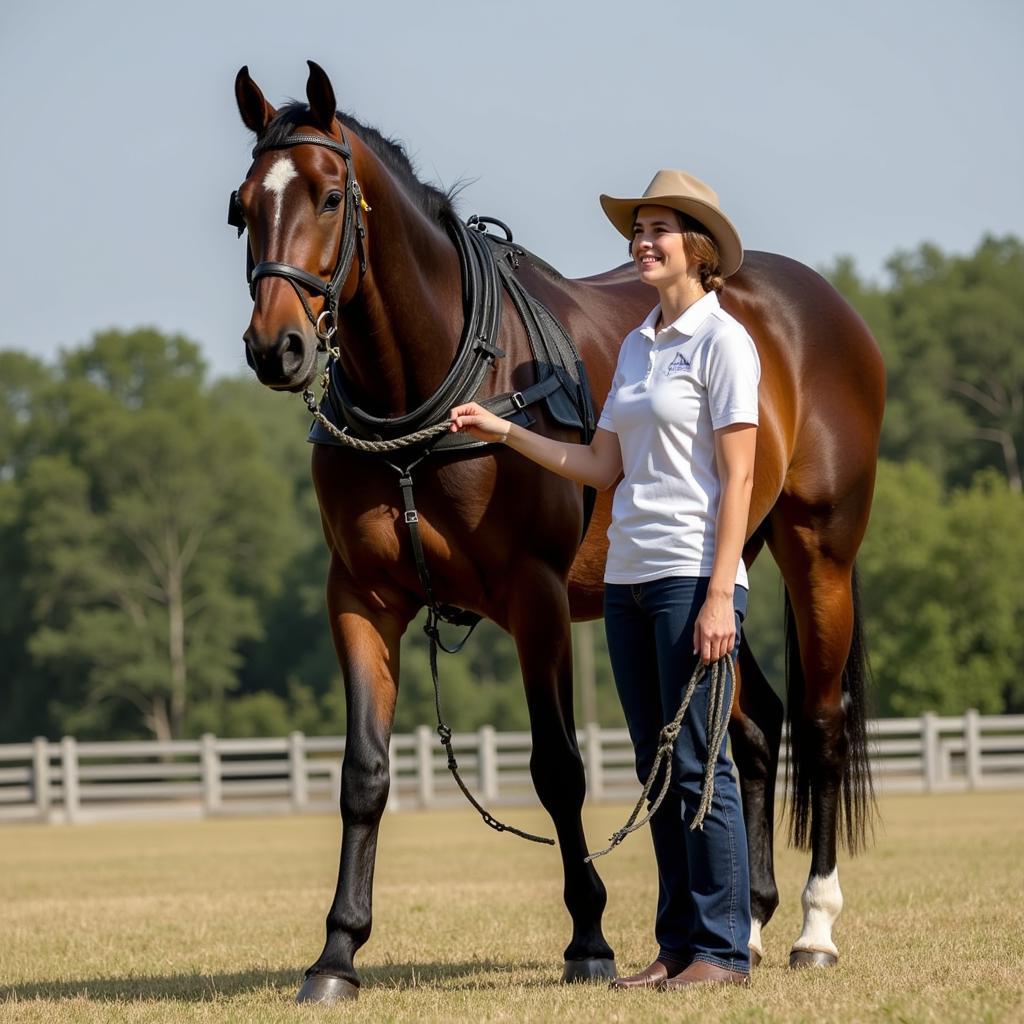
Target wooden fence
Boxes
[1,711,1022,825]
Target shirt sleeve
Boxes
[596,338,630,433]
[705,324,760,429]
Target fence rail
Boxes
[2,711,1022,824]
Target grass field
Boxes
[2,791,1022,1023]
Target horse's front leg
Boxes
[297,556,414,1004]
[508,562,616,982]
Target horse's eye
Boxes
[324,191,343,211]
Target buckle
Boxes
[511,391,526,410]
[404,510,419,524]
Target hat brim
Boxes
[599,193,744,278]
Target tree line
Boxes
[1,235,1021,742]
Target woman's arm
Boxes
[449,402,623,491]
[694,423,757,663]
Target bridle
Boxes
[228,124,370,344]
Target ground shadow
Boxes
[2,959,556,1002]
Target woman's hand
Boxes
[693,589,736,665]
[449,402,511,444]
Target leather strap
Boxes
[326,218,504,439]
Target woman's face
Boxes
[631,205,691,287]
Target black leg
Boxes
[297,560,412,1003]
[728,635,783,966]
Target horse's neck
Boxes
[337,171,462,416]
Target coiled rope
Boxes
[585,654,735,863]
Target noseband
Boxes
[228,126,369,342]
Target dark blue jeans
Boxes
[604,576,751,972]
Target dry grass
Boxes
[1,791,1022,1023]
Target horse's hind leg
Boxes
[771,514,873,969]
[729,634,784,967]
[508,562,616,981]
[296,556,413,1004]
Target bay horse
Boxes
[230,61,884,1003]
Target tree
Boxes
[5,330,298,740]
[0,353,60,740]
[857,461,1024,715]
[827,236,1024,492]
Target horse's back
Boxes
[722,252,885,514]
[554,251,885,606]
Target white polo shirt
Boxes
[597,290,760,587]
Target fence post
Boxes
[289,731,308,811]
[964,709,982,790]
[585,723,604,801]
[60,736,80,824]
[200,733,221,815]
[416,725,434,807]
[479,725,498,802]
[386,736,399,812]
[32,737,51,822]
[921,712,940,792]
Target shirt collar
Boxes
[639,290,720,343]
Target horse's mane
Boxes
[259,104,563,281]
[259,103,457,225]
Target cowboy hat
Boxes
[600,169,743,277]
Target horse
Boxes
[230,61,885,1003]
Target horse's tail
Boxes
[784,565,875,854]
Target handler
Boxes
[450,170,759,990]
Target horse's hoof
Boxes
[295,973,359,1003]
[789,949,838,969]
[562,957,617,983]
[749,947,762,969]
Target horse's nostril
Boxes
[244,344,256,371]
[280,333,306,376]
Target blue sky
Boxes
[1,0,1020,378]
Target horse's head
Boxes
[230,62,368,391]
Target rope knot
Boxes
[437,724,452,745]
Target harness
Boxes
[231,124,597,844]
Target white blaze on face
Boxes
[262,156,298,227]
[792,866,843,957]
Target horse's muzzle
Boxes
[244,328,317,392]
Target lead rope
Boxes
[585,654,735,863]
[302,357,450,454]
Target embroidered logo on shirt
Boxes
[666,352,691,375]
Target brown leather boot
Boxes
[660,959,750,989]
[610,958,685,990]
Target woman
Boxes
[450,170,759,990]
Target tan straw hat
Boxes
[600,169,744,277]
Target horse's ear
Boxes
[235,65,277,135]
[306,60,337,132]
